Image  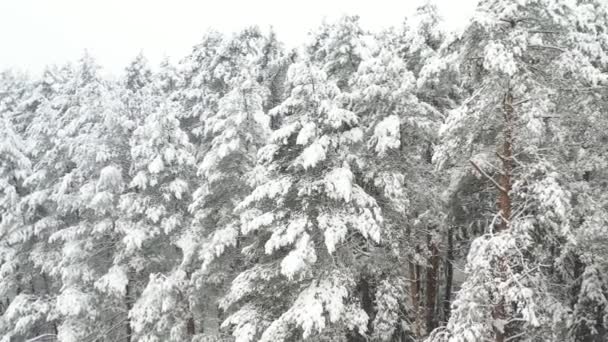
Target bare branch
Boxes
[559,86,608,92]
[496,152,524,168]
[528,45,566,53]
[469,160,507,193]
[528,30,563,34]
[535,115,561,119]
[26,335,58,342]
[512,98,532,106]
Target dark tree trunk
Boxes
[187,316,196,335]
[125,277,133,342]
[42,272,58,335]
[409,261,422,338]
[497,89,514,232]
[184,270,197,336]
[426,236,440,333]
[443,227,454,324]
[348,276,376,341]
[360,276,376,334]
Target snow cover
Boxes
[2,3,608,342]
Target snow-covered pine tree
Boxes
[69,53,165,342]
[185,74,270,338]
[219,47,384,339]
[180,26,284,337]
[550,2,608,340]
[0,114,40,341]
[347,40,445,340]
[425,0,608,341]
[123,97,196,342]
[217,18,390,342]
[40,52,144,342]
[0,63,76,342]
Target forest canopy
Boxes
[1,1,608,341]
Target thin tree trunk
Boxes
[416,265,422,334]
[42,272,58,335]
[498,89,514,232]
[362,276,377,340]
[187,316,196,335]
[443,227,454,324]
[426,236,440,333]
[409,261,421,338]
[125,277,133,342]
[348,276,376,341]
[360,276,376,335]
[16,265,22,295]
[184,270,196,336]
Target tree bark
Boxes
[493,86,515,342]
[497,89,514,232]
[347,276,375,342]
[42,272,58,335]
[187,316,196,335]
[409,261,422,337]
[443,227,454,324]
[125,277,133,342]
[183,269,197,336]
[360,276,376,336]
[426,236,440,333]
[416,265,422,333]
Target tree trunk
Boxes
[426,236,440,333]
[416,265,422,334]
[184,269,197,336]
[409,261,422,337]
[360,276,376,335]
[42,272,58,335]
[493,86,515,342]
[348,276,376,341]
[187,316,196,335]
[125,277,133,342]
[443,227,454,324]
[498,89,514,232]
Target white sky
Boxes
[0,0,477,76]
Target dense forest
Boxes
[1,0,608,341]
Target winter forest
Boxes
[1,0,608,341]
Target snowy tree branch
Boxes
[470,160,507,193]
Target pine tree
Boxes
[219,55,383,341]
[124,98,196,342]
[0,115,38,341]
[0,64,74,342]
[425,0,608,341]
[43,53,139,342]
[184,26,280,337]
[347,38,445,339]
[186,74,270,338]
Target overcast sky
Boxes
[0,0,477,76]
